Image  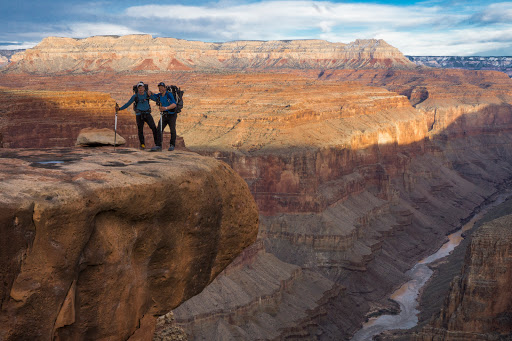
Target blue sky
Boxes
[2,0,512,55]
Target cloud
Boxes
[6,23,144,41]
[123,1,456,42]
[64,23,146,38]
[3,0,512,56]
[469,2,512,24]
[374,26,512,55]
[0,42,39,50]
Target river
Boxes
[350,191,512,341]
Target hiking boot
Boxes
[140,144,146,150]
[168,145,175,151]
[150,146,162,152]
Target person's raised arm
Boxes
[117,94,136,111]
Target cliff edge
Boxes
[0,148,259,340]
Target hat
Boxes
[137,82,145,87]
[158,82,166,87]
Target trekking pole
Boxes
[114,103,119,152]
[158,102,164,150]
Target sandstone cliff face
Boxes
[400,214,512,341]
[0,88,184,150]
[4,35,415,74]
[1,69,512,340]
[0,148,258,340]
[159,70,512,339]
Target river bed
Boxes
[350,191,512,341]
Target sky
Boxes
[2,0,512,56]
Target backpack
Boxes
[132,83,151,113]
[166,85,184,113]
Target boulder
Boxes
[76,127,126,146]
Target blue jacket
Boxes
[119,92,152,114]
[150,91,176,114]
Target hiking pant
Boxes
[157,113,177,147]
[136,112,160,146]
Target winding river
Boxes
[350,191,512,341]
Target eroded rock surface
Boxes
[0,88,185,150]
[387,213,512,341]
[4,35,416,74]
[76,127,126,146]
[1,69,512,340]
[0,148,258,340]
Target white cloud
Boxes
[5,1,512,56]
[65,23,146,38]
[122,1,498,55]
[13,23,145,41]
[124,1,455,41]
[374,27,512,55]
[0,42,38,50]
[471,2,512,23]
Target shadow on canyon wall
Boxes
[164,103,512,340]
[1,77,512,340]
[0,88,183,150]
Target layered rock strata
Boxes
[136,70,512,339]
[75,127,126,146]
[389,212,512,341]
[407,55,512,77]
[4,35,416,74]
[0,148,258,340]
[0,88,185,150]
[160,240,338,340]
[1,69,512,339]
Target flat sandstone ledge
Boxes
[0,147,259,340]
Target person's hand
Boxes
[159,105,165,112]
[115,103,119,112]
[148,90,153,96]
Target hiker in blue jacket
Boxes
[116,82,161,151]
[151,82,177,151]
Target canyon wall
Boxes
[428,213,512,340]
[0,148,259,340]
[408,55,512,77]
[0,88,184,150]
[4,35,416,74]
[0,50,22,68]
[388,211,512,341]
[152,70,512,339]
[1,68,512,339]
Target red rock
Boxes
[5,35,416,74]
[75,127,126,146]
[0,148,258,340]
[2,68,512,340]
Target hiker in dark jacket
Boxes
[116,82,161,151]
[150,82,177,151]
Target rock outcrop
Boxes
[408,55,512,77]
[75,127,126,146]
[4,35,416,74]
[0,56,8,67]
[0,88,185,150]
[0,148,259,340]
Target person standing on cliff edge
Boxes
[115,82,161,151]
[150,82,177,151]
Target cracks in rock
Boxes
[429,109,437,132]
